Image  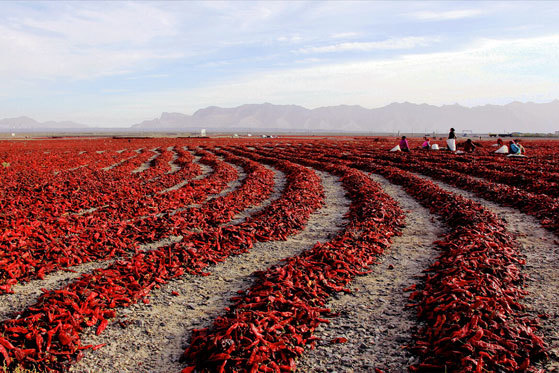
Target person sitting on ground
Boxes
[497,138,504,147]
[515,139,526,154]
[463,138,477,153]
[509,140,522,155]
[399,136,410,152]
[421,137,431,149]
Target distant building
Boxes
[200,129,206,137]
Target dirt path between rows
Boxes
[225,164,285,226]
[415,174,559,372]
[70,169,349,373]
[167,146,180,173]
[102,148,142,171]
[0,156,218,322]
[133,148,160,173]
[296,173,443,372]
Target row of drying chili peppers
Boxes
[181,146,405,372]
[0,150,321,371]
[0,148,248,294]
[0,149,228,293]
[254,142,551,372]
[366,153,559,236]
[306,142,559,237]
[369,150,559,199]
[342,158,547,372]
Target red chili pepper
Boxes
[96,319,108,336]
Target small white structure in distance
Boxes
[200,129,206,137]
[11,133,15,137]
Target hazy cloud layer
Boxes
[0,1,558,128]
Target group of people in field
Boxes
[394,127,526,156]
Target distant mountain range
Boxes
[132,101,559,134]
[2,101,559,133]
[0,116,88,132]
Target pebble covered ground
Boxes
[4,143,557,373]
[417,174,559,372]
[297,173,443,372]
[71,168,350,373]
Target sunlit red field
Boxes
[0,137,557,372]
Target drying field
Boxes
[0,136,558,373]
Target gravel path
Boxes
[415,174,559,372]
[167,146,180,173]
[157,152,212,195]
[296,173,443,372]
[225,164,285,226]
[102,148,142,171]
[132,148,160,173]
[0,155,229,324]
[0,260,112,321]
[70,169,349,373]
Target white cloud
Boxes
[0,3,182,80]
[126,74,170,80]
[295,37,438,54]
[28,34,559,126]
[277,35,303,43]
[330,32,361,39]
[19,3,177,46]
[2,2,559,127]
[410,9,484,21]
[168,34,559,112]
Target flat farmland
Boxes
[0,137,558,373]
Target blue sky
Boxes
[1,1,559,126]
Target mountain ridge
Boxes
[132,101,559,133]
[0,116,89,132]
[2,101,559,133]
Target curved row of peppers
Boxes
[0,149,233,294]
[181,145,405,373]
[345,158,547,372]
[0,151,322,371]
[369,154,559,236]
[368,151,559,199]
[247,142,550,372]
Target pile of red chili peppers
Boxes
[181,150,404,372]
[0,137,556,372]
